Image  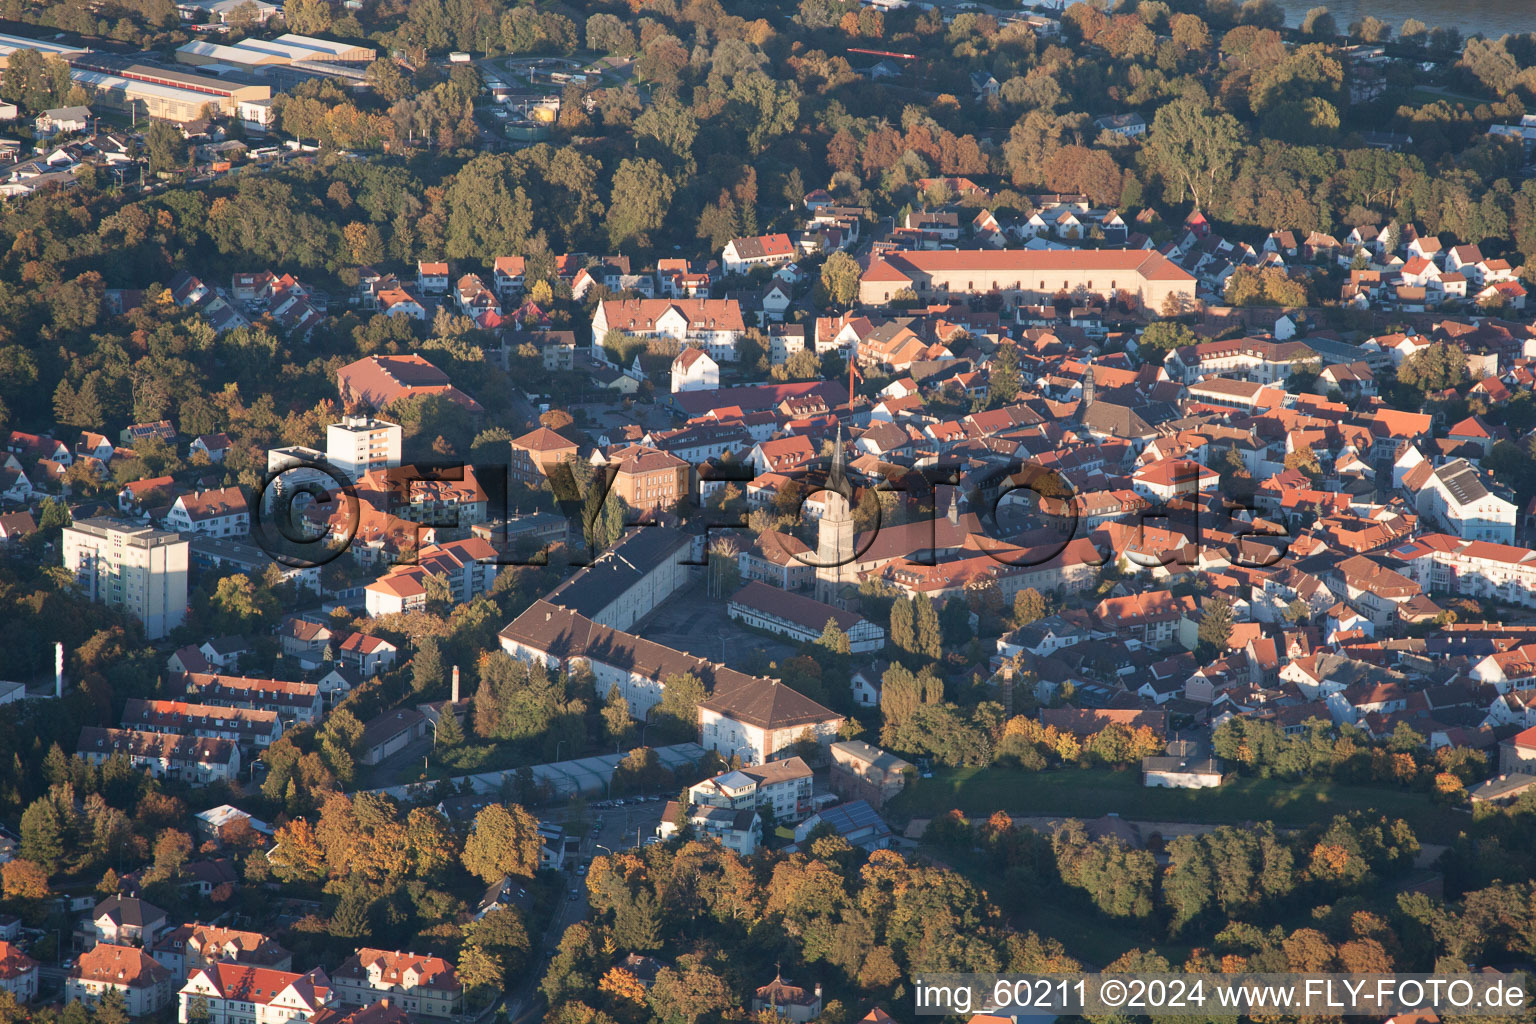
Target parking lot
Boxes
[636,582,797,669]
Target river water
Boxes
[1270,0,1531,40]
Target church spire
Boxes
[829,424,846,492]
[1083,363,1096,406]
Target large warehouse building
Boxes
[0,31,274,125]
[69,54,272,125]
[176,33,376,68]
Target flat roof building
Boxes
[63,518,189,640]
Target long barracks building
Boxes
[858,248,1197,311]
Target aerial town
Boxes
[3,0,1536,1020]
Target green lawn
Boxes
[888,766,1466,839]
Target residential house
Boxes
[178,962,335,1024]
[77,727,241,784]
[150,925,292,980]
[722,233,797,275]
[670,347,719,393]
[329,949,462,1018]
[686,757,815,823]
[591,299,746,363]
[69,944,173,1018]
[164,486,250,537]
[91,897,167,948]
[0,942,37,1003]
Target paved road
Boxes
[503,799,666,1024]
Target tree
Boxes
[1301,6,1337,37]
[147,829,192,884]
[891,599,915,653]
[1136,321,1196,363]
[94,990,130,1024]
[601,684,633,748]
[987,343,1021,408]
[413,637,444,695]
[1398,341,1470,394]
[1012,588,1046,628]
[607,159,674,249]
[654,672,706,740]
[268,818,326,881]
[444,155,534,258]
[435,709,464,749]
[1198,595,1235,652]
[461,803,543,883]
[144,120,189,176]
[19,799,63,874]
[914,594,943,659]
[457,942,505,1002]
[1149,97,1243,211]
[1,859,50,900]
[818,618,852,655]
[821,252,862,308]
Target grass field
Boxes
[888,766,1467,838]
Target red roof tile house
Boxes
[329,949,463,1018]
[591,299,747,364]
[164,485,250,537]
[179,961,335,1024]
[150,924,292,980]
[336,355,482,415]
[1130,459,1219,502]
[722,233,797,275]
[69,944,174,1018]
[0,940,37,1003]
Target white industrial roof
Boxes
[0,31,87,58]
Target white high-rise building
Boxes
[326,415,402,482]
[62,518,189,639]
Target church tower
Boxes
[815,426,857,606]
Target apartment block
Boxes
[62,517,189,639]
[327,415,403,483]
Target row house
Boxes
[355,464,491,528]
[1321,554,1422,628]
[1163,336,1315,384]
[416,261,449,294]
[657,257,713,298]
[92,896,167,948]
[181,672,323,725]
[1393,534,1536,611]
[77,727,241,783]
[363,537,503,616]
[657,801,760,855]
[122,698,282,750]
[738,532,815,591]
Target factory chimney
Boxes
[55,641,64,698]
[451,665,460,704]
